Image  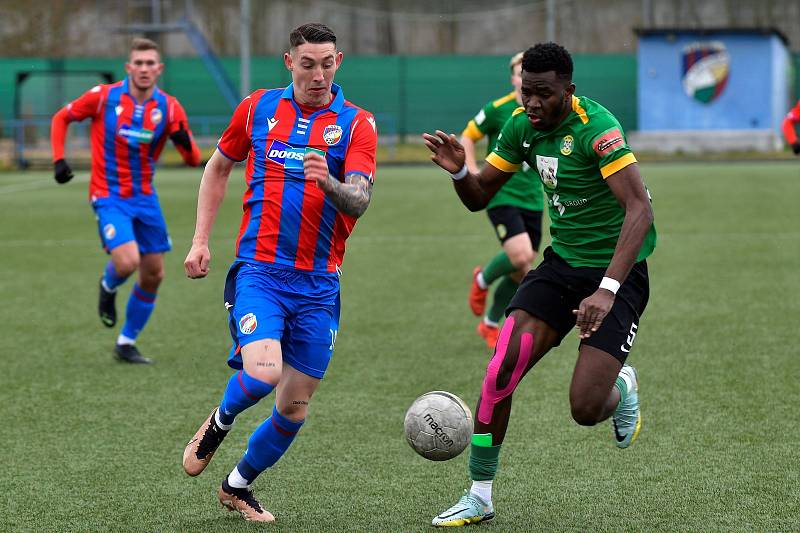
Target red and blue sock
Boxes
[218,370,275,425]
[102,260,128,292]
[120,284,156,341]
[236,405,304,483]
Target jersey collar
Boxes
[122,77,160,103]
[282,82,345,114]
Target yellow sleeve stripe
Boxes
[572,96,589,124]
[486,152,521,173]
[600,153,637,179]
[492,91,516,108]
[512,106,525,117]
[462,121,484,141]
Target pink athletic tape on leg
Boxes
[478,316,534,424]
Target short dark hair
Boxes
[289,23,337,49]
[522,42,573,81]
[130,37,159,54]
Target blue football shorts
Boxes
[224,261,341,379]
[91,195,172,254]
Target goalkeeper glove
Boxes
[170,121,193,151]
[792,142,800,155]
[54,159,74,184]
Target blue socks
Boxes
[102,260,127,292]
[237,405,304,484]
[219,370,276,426]
[120,284,157,340]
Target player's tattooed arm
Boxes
[318,172,373,218]
[304,152,373,218]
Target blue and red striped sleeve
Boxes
[66,85,105,121]
[51,85,106,161]
[217,92,262,162]
[343,110,377,183]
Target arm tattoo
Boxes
[322,172,373,218]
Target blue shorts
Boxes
[91,195,172,254]
[224,261,340,379]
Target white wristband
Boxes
[451,164,468,180]
[599,276,621,294]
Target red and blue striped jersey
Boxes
[217,83,378,274]
[61,78,194,200]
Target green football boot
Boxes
[612,364,641,449]
[431,490,494,527]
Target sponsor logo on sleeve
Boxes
[323,124,343,146]
[475,109,486,125]
[592,128,625,156]
[90,85,102,93]
[239,313,258,335]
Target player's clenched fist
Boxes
[304,152,331,190]
[184,243,211,279]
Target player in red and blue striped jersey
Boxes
[181,23,377,522]
[50,38,201,364]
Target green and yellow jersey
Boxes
[486,95,657,268]
[463,92,543,212]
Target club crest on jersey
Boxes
[323,124,343,146]
[239,313,257,335]
[150,108,162,125]
[535,155,559,189]
[560,135,574,156]
[103,223,116,240]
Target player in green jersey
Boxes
[423,42,656,527]
[461,52,544,349]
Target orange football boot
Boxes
[469,266,488,316]
[476,321,500,349]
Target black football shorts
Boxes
[507,247,649,362]
[486,205,543,250]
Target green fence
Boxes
[1,54,645,138]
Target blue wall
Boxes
[638,31,791,132]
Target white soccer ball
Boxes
[404,391,473,461]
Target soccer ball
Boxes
[404,391,472,461]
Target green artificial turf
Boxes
[1,161,798,531]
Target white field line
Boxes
[0,176,89,194]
